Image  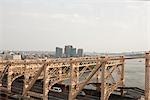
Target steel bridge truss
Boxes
[0,56,125,100]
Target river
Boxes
[125,58,145,89]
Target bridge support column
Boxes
[96,68,101,83]
[121,56,125,96]
[69,61,79,100]
[7,67,12,91]
[96,68,101,99]
[43,65,49,100]
[145,52,150,100]
[23,75,29,96]
[59,67,62,84]
[0,63,10,86]
[101,61,106,100]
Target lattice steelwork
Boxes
[0,56,125,100]
[145,52,150,100]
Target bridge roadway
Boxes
[0,77,99,100]
[0,77,135,100]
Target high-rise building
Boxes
[77,49,83,57]
[70,48,76,57]
[63,45,83,57]
[64,45,73,57]
[55,47,63,58]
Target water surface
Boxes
[125,58,145,89]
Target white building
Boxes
[13,55,22,60]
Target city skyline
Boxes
[0,0,150,53]
[55,45,83,57]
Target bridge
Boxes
[0,56,125,100]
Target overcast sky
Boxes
[0,0,149,53]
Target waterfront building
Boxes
[70,48,76,57]
[64,45,73,57]
[55,47,63,58]
[77,49,83,57]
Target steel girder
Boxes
[0,56,125,100]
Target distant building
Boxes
[13,55,22,60]
[0,55,2,60]
[3,54,13,60]
[55,47,63,58]
[64,45,73,57]
[77,49,83,57]
[70,48,76,57]
[55,45,84,58]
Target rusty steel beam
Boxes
[69,58,106,100]
[121,56,125,96]
[101,57,124,100]
[145,52,150,100]
[101,59,107,100]
[43,63,49,100]
[28,91,43,98]
[0,63,10,85]
[125,56,144,59]
[23,63,45,96]
[68,61,80,100]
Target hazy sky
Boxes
[0,0,149,52]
